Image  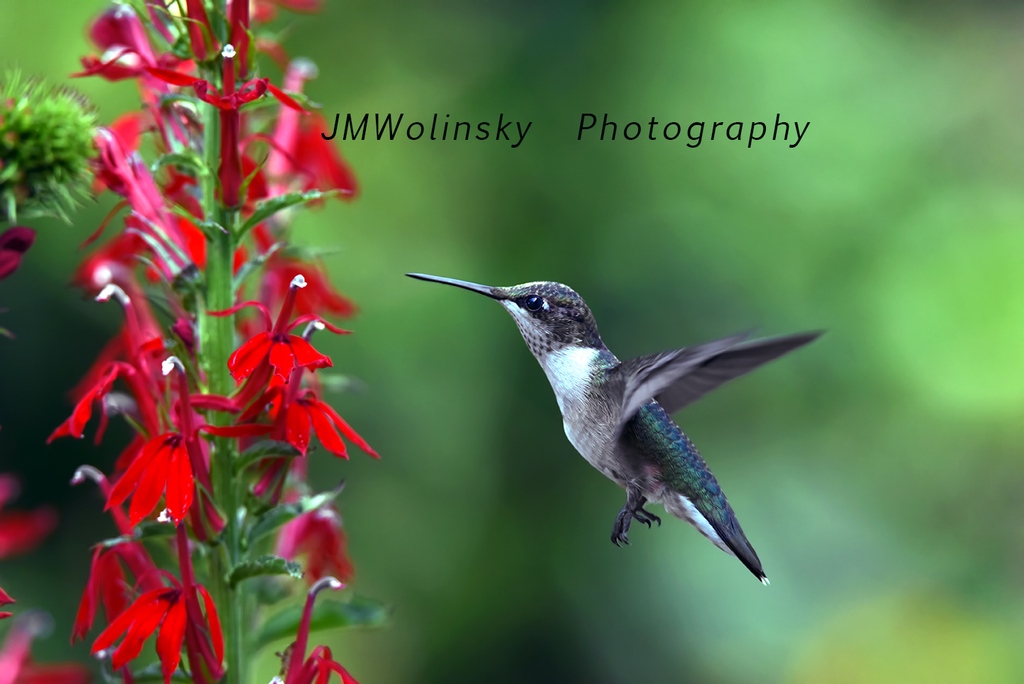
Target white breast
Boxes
[537,346,616,469]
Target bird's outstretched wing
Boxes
[614,331,822,436]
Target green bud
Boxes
[0,70,96,222]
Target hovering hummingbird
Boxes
[407,273,821,584]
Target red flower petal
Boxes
[155,598,187,682]
[128,442,173,526]
[164,444,194,525]
[92,588,161,653]
[285,403,311,456]
[228,332,271,381]
[110,593,171,670]
[144,67,200,87]
[307,403,347,458]
[266,82,307,112]
[315,399,378,458]
[0,227,36,281]
[267,338,298,379]
[209,300,272,329]
[201,424,273,438]
[197,585,224,664]
[0,508,58,558]
[288,336,332,371]
[107,435,163,510]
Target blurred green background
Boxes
[3,0,1024,682]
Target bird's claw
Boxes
[611,497,661,545]
[610,506,634,546]
[633,506,661,528]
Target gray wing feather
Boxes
[614,331,822,435]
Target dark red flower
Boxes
[276,503,354,584]
[48,362,132,442]
[69,467,163,645]
[0,587,13,621]
[106,432,194,527]
[92,581,222,683]
[0,476,57,560]
[0,227,35,281]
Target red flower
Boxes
[276,503,354,584]
[106,432,194,527]
[92,581,223,683]
[146,57,306,208]
[0,476,57,560]
[72,545,137,643]
[0,227,35,281]
[0,613,91,684]
[92,525,224,683]
[282,390,378,459]
[217,275,345,387]
[253,0,323,23]
[300,646,360,684]
[282,578,359,684]
[266,60,357,200]
[71,466,163,642]
[229,326,331,385]
[262,254,356,320]
[0,587,13,621]
[47,362,133,442]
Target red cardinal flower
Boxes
[281,578,359,684]
[0,587,13,621]
[146,54,305,208]
[0,476,57,560]
[0,613,91,684]
[0,227,35,281]
[266,60,357,200]
[93,525,223,683]
[280,390,377,459]
[106,432,194,527]
[261,254,356,320]
[92,581,222,682]
[71,465,163,642]
[276,503,354,584]
[217,275,345,387]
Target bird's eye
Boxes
[524,295,544,312]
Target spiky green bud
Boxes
[0,70,96,222]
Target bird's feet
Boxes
[610,492,660,546]
[632,506,661,528]
[611,505,632,546]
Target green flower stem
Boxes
[198,65,247,684]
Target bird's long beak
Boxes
[406,273,507,300]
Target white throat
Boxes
[537,346,600,416]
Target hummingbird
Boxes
[407,273,821,584]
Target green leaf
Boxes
[238,189,337,237]
[247,484,344,546]
[232,240,284,292]
[254,595,389,651]
[151,151,209,179]
[252,576,296,606]
[228,554,303,588]
[235,439,302,474]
